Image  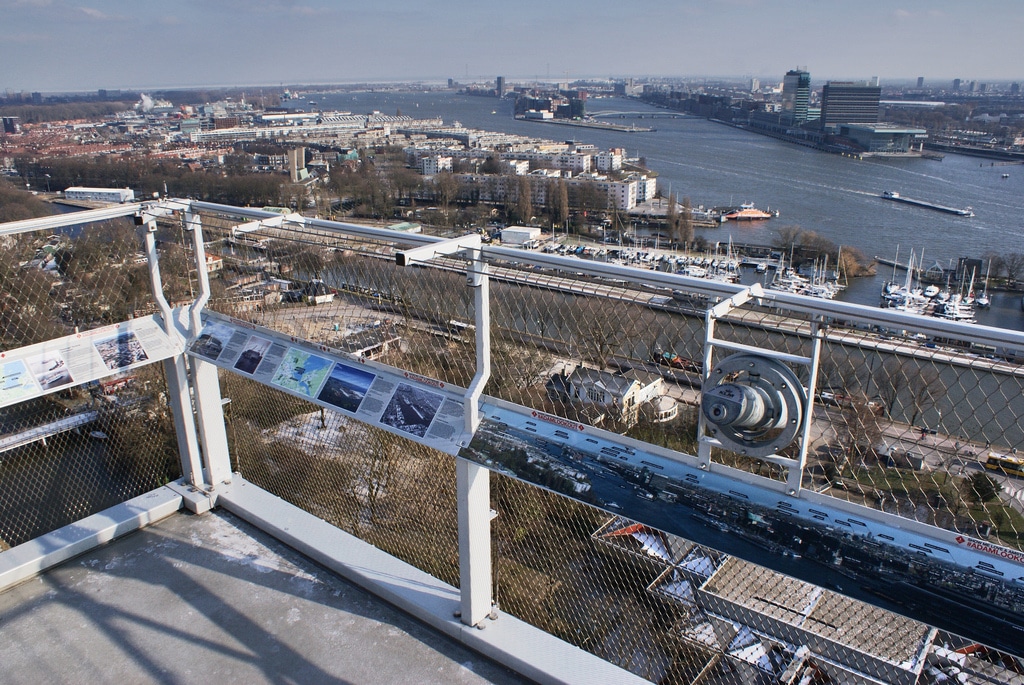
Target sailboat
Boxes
[975,262,992,309]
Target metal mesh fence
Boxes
[195,213,479,390]
[493,480,1024,683]
[223,373,459,587]
[1,219,158,346]
[182,208,1024,680]
[0,362,181,549]
[4,204,1024,681]
[0,218,180,549]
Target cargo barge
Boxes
[881,191,974,217]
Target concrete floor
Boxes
[0,510,528,685]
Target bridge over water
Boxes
[0,410,99,454]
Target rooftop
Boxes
[0,509,523,685]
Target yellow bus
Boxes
[984,453,1024,478]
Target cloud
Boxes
[78,6,110,19]
[893,8,912,18]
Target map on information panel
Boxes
[270,347,333,398]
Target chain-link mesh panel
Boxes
[181,206,1024,675]
[476,253,1024,552]
[222,373,459,586]
[806,325,1024,551]
[0,220,157,347]
[0,363,181,549]
[194,212,478,389]
[487,266,707,454]
[493,480,1024,684]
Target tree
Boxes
[481,155,502,175]
[678,196,694,247]
[515,176,533,225]
[361,426,398,525]
[983,251,1006,281]
[487,337,551,400]
[830,391,883,465]
[433,172,459,219]
[870,357,909,418]
[664,191,678,240]
[1002,253,1024,284]
[388,167,421,205]
[577,299,629,368]
[967,472,1002,503]
[908,367,942,427]
[837,245,869,277]
[549,179,569,230]
[773,225,803,253]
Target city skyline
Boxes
[3,0,1023,93]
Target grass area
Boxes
[825,463,1024,550]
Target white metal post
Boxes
[464,249,490,434]
[458,246,492,626]
[184,211,233,487]
[144,223,206,489]
[788,317,824,495]
[457,459,492,626]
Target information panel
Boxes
[458,397,1024,642]
[0,316,183,409]
[188,313,469,455]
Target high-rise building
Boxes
[781,69,811,125]
[820,81,881,129]
[916,76,925,88]
[953,78,961,91]
[495,76,506,97]
[1011,82,1021,95]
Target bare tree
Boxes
[773,225,803,253]
[433,171,458,215]
[487,336,552,400]
[983,251,1006,280]
[664,191,678,240]
[1002,253,1024,284]
[908,367,943,426]
[578,300,629,368]
[871,357,909,418]
[678,196,694,247]
[515,175,533,224]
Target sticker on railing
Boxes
[0,315,183,409]
[188,313,469,454]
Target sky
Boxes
[3,0,1023,93]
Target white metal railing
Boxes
[3,198,1023,677]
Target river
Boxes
[305,90,1024,331]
